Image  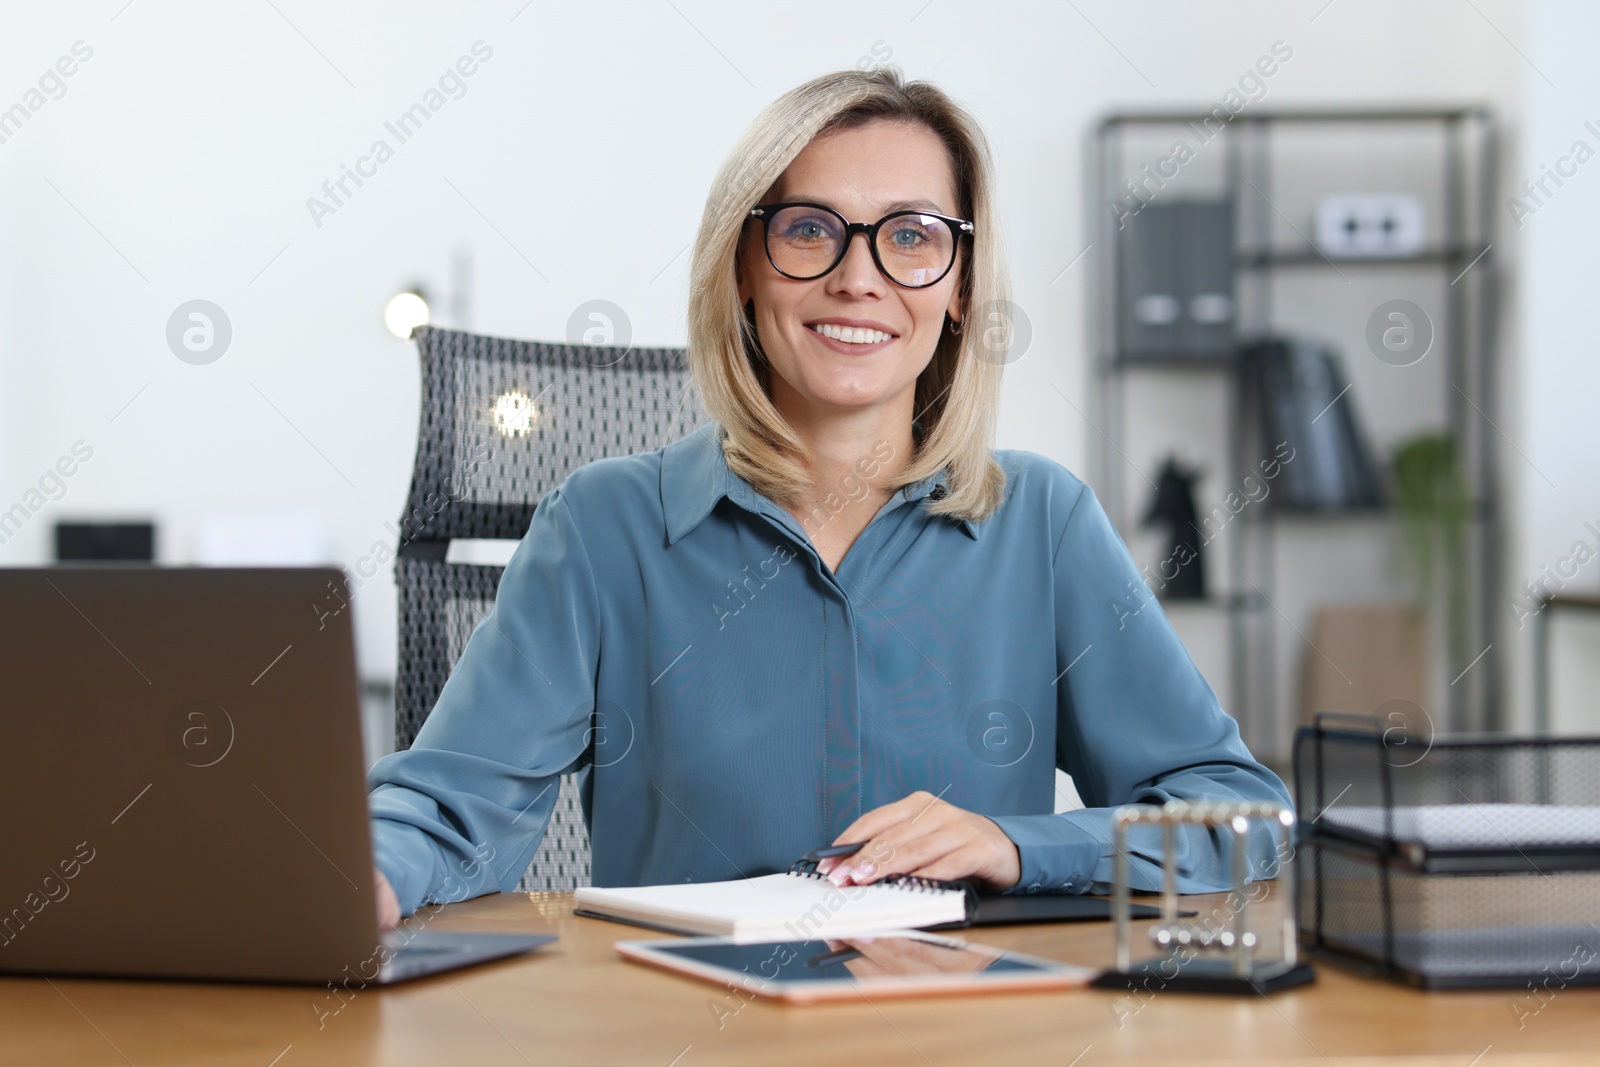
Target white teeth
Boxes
[812,323,892,345]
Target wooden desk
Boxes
[3,887,1596,1066]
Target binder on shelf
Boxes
[1244,338,1385,512]
[1117,200,1236,361]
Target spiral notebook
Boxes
[573,858,977,942]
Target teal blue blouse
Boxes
[369,424,1290,916]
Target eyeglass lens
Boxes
[765,206,956,287]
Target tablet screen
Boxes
[646,935,1058,983]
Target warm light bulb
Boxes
[384,291,430,339]
[493,390,536,438]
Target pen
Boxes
[799,841,867,864]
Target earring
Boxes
[948,316,963,335]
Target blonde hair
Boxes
[687,68,1009,522]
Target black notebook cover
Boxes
[786,855,1185,928]
[968,894,1173,926]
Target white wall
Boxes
[1513,0,1600,732]
[1,0,1543,742]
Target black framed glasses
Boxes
[749,201,973,289]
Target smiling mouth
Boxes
[807,323,897,345]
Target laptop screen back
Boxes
[0,567,380,982]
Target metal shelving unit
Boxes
[1090,107,1499,758]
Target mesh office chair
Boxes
[394,325,707,892]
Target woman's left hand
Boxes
[814,791,1021,892]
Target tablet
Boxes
[615,931,1095,1003]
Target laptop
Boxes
[0,566,554,984]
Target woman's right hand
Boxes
[375,868,400,931]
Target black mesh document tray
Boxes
[1294,713,1600,989]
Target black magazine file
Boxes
[1243,338,1384,512]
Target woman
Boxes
[368,68,1290,925]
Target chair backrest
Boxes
[394,325,707,891]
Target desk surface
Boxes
[3,887,1596,1067]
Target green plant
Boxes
[1390,433,1470,653]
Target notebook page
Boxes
[575,873,968,941]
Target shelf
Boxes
[1094,105,1500,746]
[1099,106,1490,130]
[1157,592,1265,612]
[1105,352,1239,372]
[1236,246,1492,269]
[1255,505,1389,522]
[1248,500,1494,524]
